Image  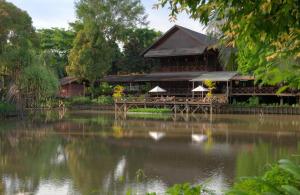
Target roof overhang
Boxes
[190,71,238,82]
[103,71,242,83]
[60,77,79,85]
[144,47,206,58]
[231,75,255,81]
[102,72,207,83]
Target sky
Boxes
[7,0,205,34]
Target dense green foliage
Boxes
[229,159,300,195]
[128,108,172,113]
[37,28,75,78]
[0,0,160,108]
[92,82,113,97]
[0,1,60,107]
[0,0,37,77]
[66,96,92,106]
[165,183,202,195]
[91,95,114,105]
[65,96,114,106]
[67,0,148,85]
[19,63,59,106]
[140,159,300,195]
[0,101,16,114]
[157,0,300,91]
[116,28,162,73]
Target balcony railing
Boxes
[231,87,297,95]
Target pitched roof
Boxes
[60,76,79,85]
[178,25,217,46]
[142,25,217,58]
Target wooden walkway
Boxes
[114,100,219,114]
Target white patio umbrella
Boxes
[149,131,166,141]
[192,85,208,98]
[149,86,166,93]
[149,86,166,97]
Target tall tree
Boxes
[0,0,37,78]
[157,0,300,91]
[0,1,61,107]
[115,28,161,74]
[67,0,148,86]
[37,28,75,78]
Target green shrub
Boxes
[166,183,202,195]
[128,108,172,113]
[91,96,114,105]
[140,83,152,93]
[67,96,92,105]
[39,98,60,108]
[248,96,259,106]
[144,159,300,195]
[0,102,16,114]
[92,82,113,96]
[228,160,300,195]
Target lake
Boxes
[0,111,299,194]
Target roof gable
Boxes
[142,25,217,58]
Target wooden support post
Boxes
[226,81,229,101]
[229,80,232,103]
[280,97,284,106]
[186,104,189,117]
[210,103,213,122]
[124,102,127,113]
[192,81,195,98]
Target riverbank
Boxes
[2,103,300,119]
[65,103,300,115]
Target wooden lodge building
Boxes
[59,77,86,98]
[103,25,300,104]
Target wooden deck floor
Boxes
[114,100,218,114]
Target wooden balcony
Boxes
[156,65,222,72]
[231,87,299,96]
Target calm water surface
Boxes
[0,111,300,195]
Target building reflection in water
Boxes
[0,111,299,194]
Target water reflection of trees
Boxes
[235,141,300,179]
[0,133,68,194]
[1,112,300,194]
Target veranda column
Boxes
[226,81,229,101]
[192,81,195,98]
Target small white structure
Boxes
[192,85,208,98]
[149,131,166,141]
[149,86,166,93]
[192,85,208,92]
[191,134,208,143]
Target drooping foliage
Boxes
[19,56,59,106]
[157,0,300,91]
[0,1,64,107]
[67,0,148,84]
